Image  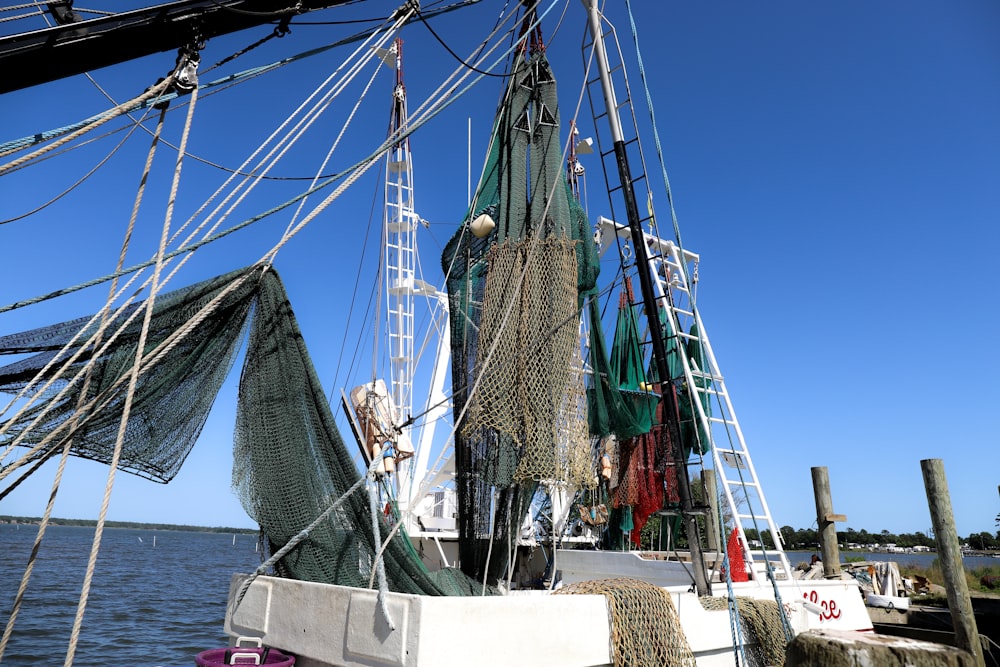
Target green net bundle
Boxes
[440,49,599,584]
[0,266,477,595]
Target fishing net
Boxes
[586,286,657,442]
[0,266,479,596]
[462,237,591,486]
[0,267,259,481]
[441,48,599,583]
[555,577,695,667]
[700,596,788,667]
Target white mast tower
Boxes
[384,37,416,432]
[371,37,454,539]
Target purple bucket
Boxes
[195,646,294,667]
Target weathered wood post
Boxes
[811,466,843,578]
[921,458,985,667]
[702,468,720,552]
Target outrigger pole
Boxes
[0,0,354,93]
[583,0,712,597]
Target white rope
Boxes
[366,473,396,629]
[165,15,408,262]
[0,102,171,663]
[284,36,389,237]
[0,23,406,463]
[0,77,173,169]
[0,24,407,468]
[63,79,198,667]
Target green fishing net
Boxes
[0,266,478,595]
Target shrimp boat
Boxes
[0,2,871,665]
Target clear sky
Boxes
[1,1,998,539]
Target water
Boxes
[3,532,996,667]
[0,524,262,666]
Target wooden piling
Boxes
[921,458,986,667]
[811,466,842,578]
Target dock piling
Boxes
[810,466,843,579]
[921,458,986,667]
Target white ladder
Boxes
[597,218,793,583]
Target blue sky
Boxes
[1,1,998,539]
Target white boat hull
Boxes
[226,568,871,666]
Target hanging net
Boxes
[0,266,479,596]
[0,267,258,482]
[441,48,599,583]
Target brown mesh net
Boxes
[700,595,788,666]
[556,577,696,667]
[462,237,592,488]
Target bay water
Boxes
[0,524,261,666]
[2,525,997,666]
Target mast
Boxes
[385,38,415,429]
[383,38,421,511]
[584,0,711,596]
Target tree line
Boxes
[744,526,1000,551]
[0,515,257,534]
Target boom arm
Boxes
[0,0,354,94]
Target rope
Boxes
[0,109,173,475]
[0,98,170,665]
[366,473,396,629]
[63,78,198,667]
[0,1,475,161]
[281,26,390,237]
[0,0,546,318]
[0,76,173,170]
[0,111,151,225]
[0,20,406,436]
[0,8,43,24]
[0,2,48,12]
[3,26,434,472]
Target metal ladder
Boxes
[583,8,792,582]
[598,218,793,582]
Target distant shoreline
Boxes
[0,515,257,534]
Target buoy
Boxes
[469,213,495,238]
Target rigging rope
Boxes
[0,0,552,319]
[64,82,198,667]
[0,0,479,163]
[0,110,152,225]
[0,76,174,170]
[0,101,169,662]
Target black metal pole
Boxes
[585,0,709,598]
[612,141,711,596]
